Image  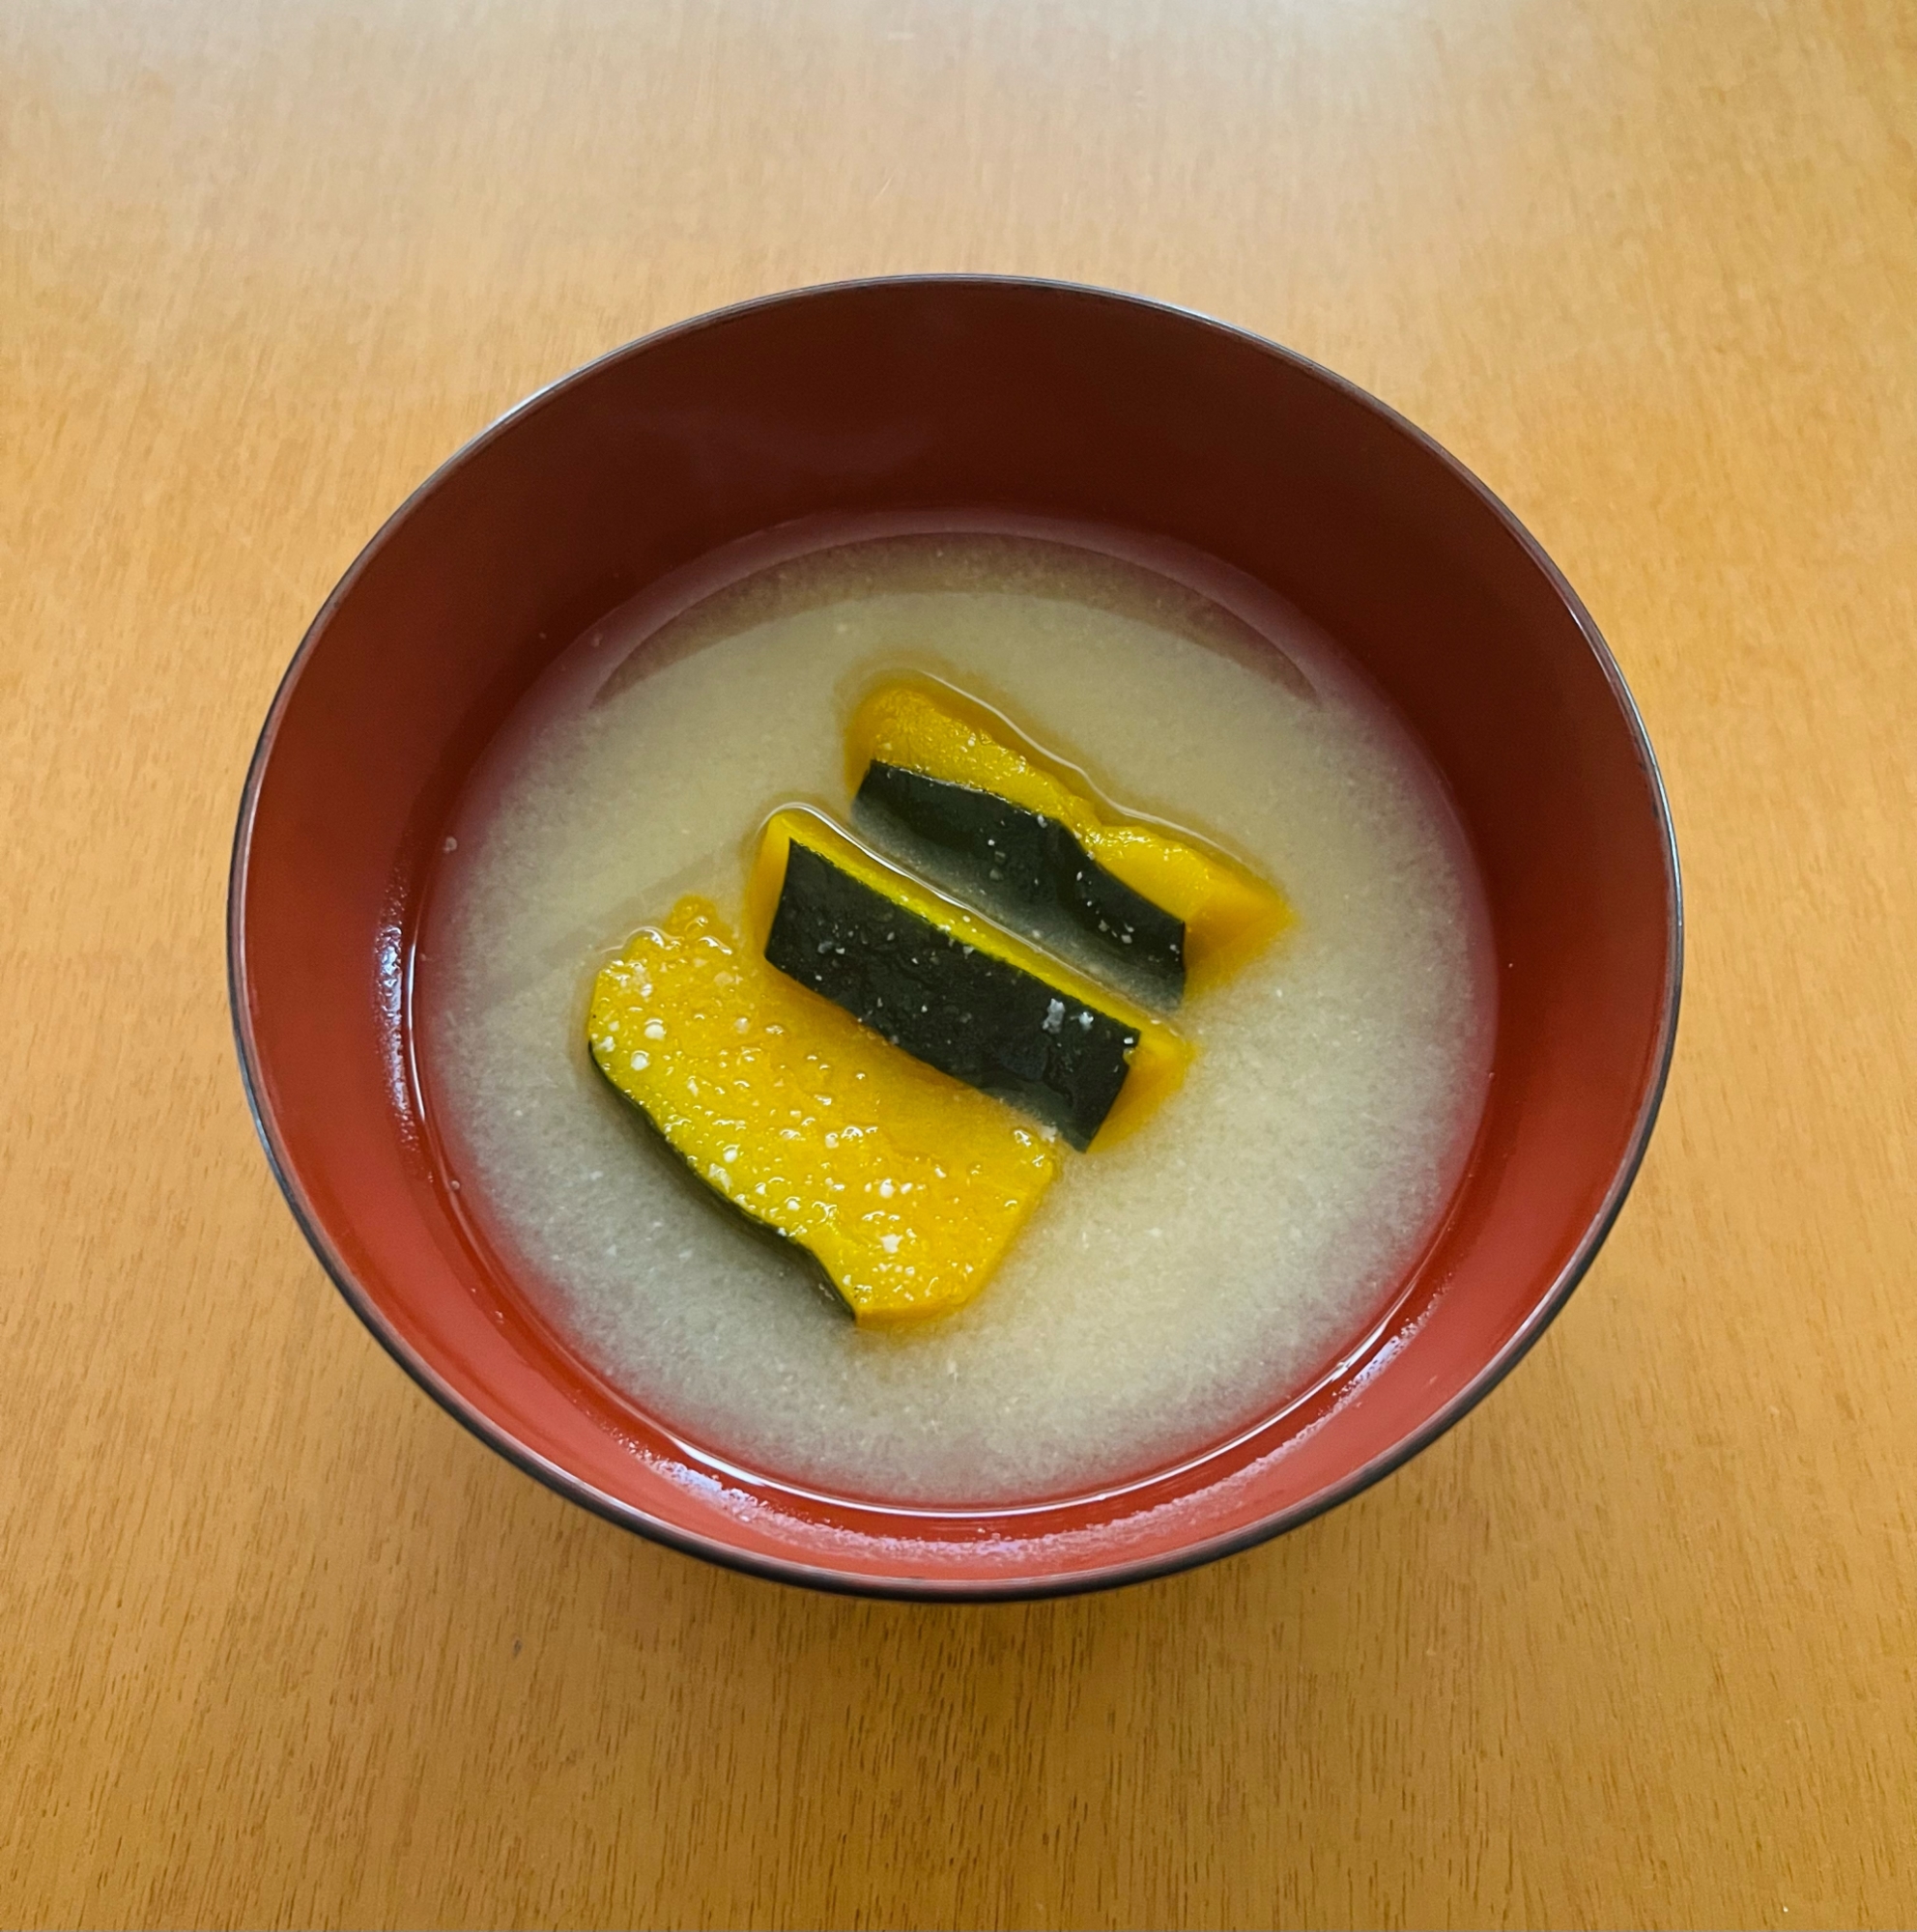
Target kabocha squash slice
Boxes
[846,680,1291,1003]
[587,695,1218,1326]
[587,897,1060,1326]
[747,808,1190,1152]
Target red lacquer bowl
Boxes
[230,277,1679,1599]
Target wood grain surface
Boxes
[4,1,1913,1925]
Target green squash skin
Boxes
[853,761,1187,1006]
[762,840,1139,1151]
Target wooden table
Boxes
[6,2,1912,1924]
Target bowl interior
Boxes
[233,279,1677,1597]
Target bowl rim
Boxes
[228,272,1683,1602]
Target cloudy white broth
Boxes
[417,528,1495,1505]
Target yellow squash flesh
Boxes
[588,896,1061,1326]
